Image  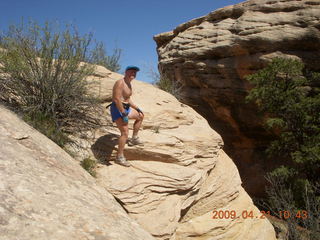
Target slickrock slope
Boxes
[154,0,320,196]
[0,105,155,240]
[75,67,276,240]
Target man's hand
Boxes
[121,111,129,124]
[137,108,144,115]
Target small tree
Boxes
[246,57,320,239]
[150,68,182,99]
[261,172,320,240]
[88,42,121,72]
[0,20,111,146]
[246,58,320,183]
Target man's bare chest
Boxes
[122,83,132,98]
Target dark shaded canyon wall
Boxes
[154,0,320,197]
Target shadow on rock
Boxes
[91,133,118,165]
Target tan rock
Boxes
[172,188,275,240]
[0,63,276,239]
[77,67,276,239]
[0,105,155,240]
[85,64,123,102]
[154,0,320,197]
[172,150,275,240]
[96,161,204,239]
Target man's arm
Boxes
[128,99,138,110]
[129,99,144,115]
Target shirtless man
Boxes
[110,65,144,167]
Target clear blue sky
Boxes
[0,0,243,83]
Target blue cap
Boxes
[125,65,140,72]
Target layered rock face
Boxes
[154,0,320,197]
[73,67,276,239]
[0,105,155,240]
[0,64,276,239]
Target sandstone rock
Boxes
[0,105,155,240]
[154,0,320,197]
[75,67,276,240]
[172,150,275,240]
[0,61,276,239]
[86,64,124,102]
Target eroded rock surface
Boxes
[0,64,276,239]
[74,66,276,240]
[0,105,155,240]
[154,0,320,196]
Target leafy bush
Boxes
[89,42,121,72]
[246,58,320,184]
[23,111,69,147]
[260,173,319,240]
[246,57,320,239]
[150,69,182,99]
[0,21,112,145]
[80,158,97,177]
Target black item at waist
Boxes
[122,102,130,110]
[106,101,130,110]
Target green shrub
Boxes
[246,57,320,239]
[246,57,320,184]
[0,20,112,145]
[80,158,97,177]
[89,42,121,72]
[260,173,319,240]
[150,69,182,99]
[23,111,70,147]
[152,125,160,133]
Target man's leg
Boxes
[128,108,144,138]
[115,118,129,157]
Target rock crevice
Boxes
[154,0,320,197]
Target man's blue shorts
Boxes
[110,102,131,122]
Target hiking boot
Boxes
[115,156,131,167]
[128,136,144,146]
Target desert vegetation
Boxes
[0,20,121,147]
[246,58,320,240]
[150,68,182,99]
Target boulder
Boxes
[0,105,155,240]
[77,67,277,240]
[0,62,276,239]
[154,0,320,197]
